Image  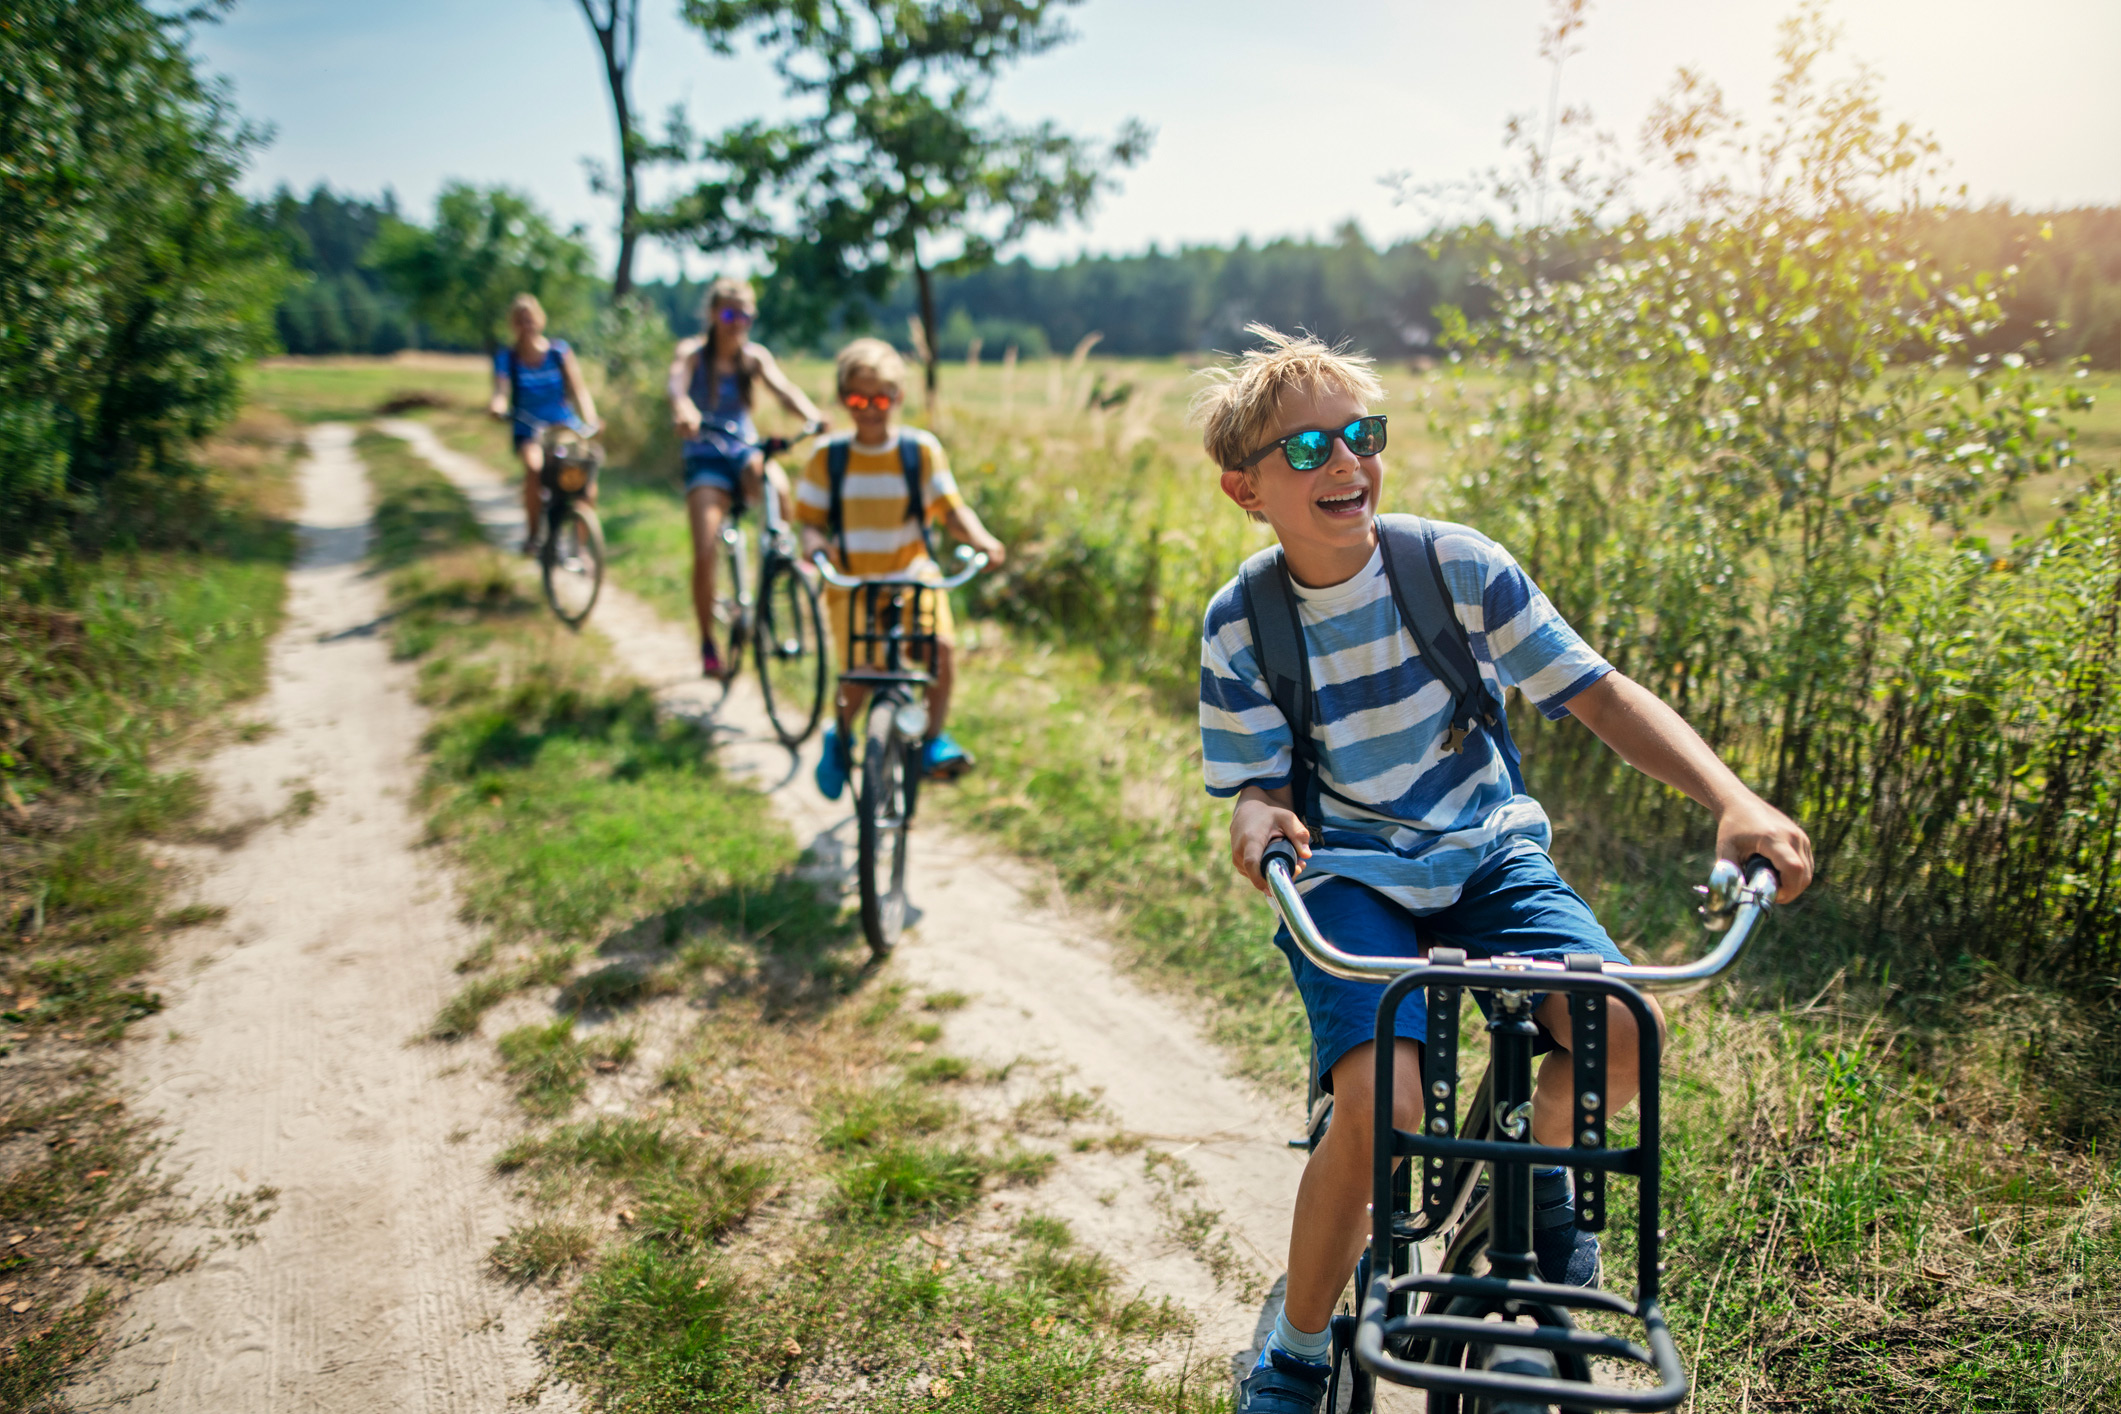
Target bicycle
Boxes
[704,426,832,746]
[514,419,607,628]
[1260,839,1780,1414]
[810,546,989,958]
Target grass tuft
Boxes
[490,1220,595,1284]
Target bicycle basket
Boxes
[541,431,603,494]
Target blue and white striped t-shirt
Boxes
[1199,522,1614,913]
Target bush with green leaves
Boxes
[1433,10,2118,981]
[0,0,288,556]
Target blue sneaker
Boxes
[814,724,852,801]
[1238,1347,1330,1413]
[920,733,972,781]
[1533,1169,1602,1288]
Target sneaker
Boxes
[701,640,723,679]
[814,724,851,801]
[1237,1347,1330,1413]
[920,734,973,781]
[1533,1170,1602,1288]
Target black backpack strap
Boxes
[899,432,934,557]
[1237,544,1322,837]
[504,346,520,420]
[826,438,852,560]
[1376,515,1526,789]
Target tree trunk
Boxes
[914,254,939,407]
[579,0,639,299]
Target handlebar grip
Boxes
[1261,838,1302,880]
[1742,853,1781,903]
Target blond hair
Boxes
[835,336,908,398]
[1191,324,1385,472]
[508,292,546,324]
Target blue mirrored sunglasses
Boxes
[1238,415,1388,472]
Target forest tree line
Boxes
[259,182,2121,368]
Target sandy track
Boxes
[382,422,1418,1401]
[74,426,572,1411]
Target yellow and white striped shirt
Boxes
[794,430,962,576]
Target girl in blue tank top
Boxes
[665,277,830,677]
[487,293,600,554]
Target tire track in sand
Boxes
[383,420,1422,1406]
[74,425,575,1411]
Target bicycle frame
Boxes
[1259,842,1777,1411]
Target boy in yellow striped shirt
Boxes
[795,338,1006,798]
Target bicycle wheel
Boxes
[709,523,748,684]
[541,502,605,627]
[856,694,912,957]
[755,553,828,746]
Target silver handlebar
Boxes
[1262,845,1777,992]
[810,545,990,592]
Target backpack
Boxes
[1237,514,1524,838]
[825,433,933,561]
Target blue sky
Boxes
[192,0,2121,280]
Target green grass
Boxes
[244,354,489,423]
[359,414,1212,1411]
[490,1219,596,1284]
[0,401,299,1402]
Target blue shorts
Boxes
[513,413,587,447]
[1271,848,1628,1090]
[683,446,755,502]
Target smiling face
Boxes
[1218,382,1384,587]
[508,301,545,344]
[840,368,898,442]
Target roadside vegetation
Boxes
[363,432,1217,1411]
[2,0,315,1394]
[0,406,299,1403]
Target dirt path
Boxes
[74,425,572,1411]
[383,422,1417,1401]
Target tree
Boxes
[662,0,1150,400]
[574,0,646,297]
[368,184,598,353]
[0,0,287,554]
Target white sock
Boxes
[1270,1306,1332,1364]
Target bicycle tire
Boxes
[709,524,748,685]
[856,695,911,956]
[541,502,605,627]
[755,554,828,746]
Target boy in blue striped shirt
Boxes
[1198,327,1813,1414]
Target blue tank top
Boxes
[496,340,574,425]
[686,348,757,460]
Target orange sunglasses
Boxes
[842,391,897,411]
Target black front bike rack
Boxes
[1354,962,1690,1411]
[838,581,941,685]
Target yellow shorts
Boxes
[826,574,956,675]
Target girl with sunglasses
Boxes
[667,277,831,677]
